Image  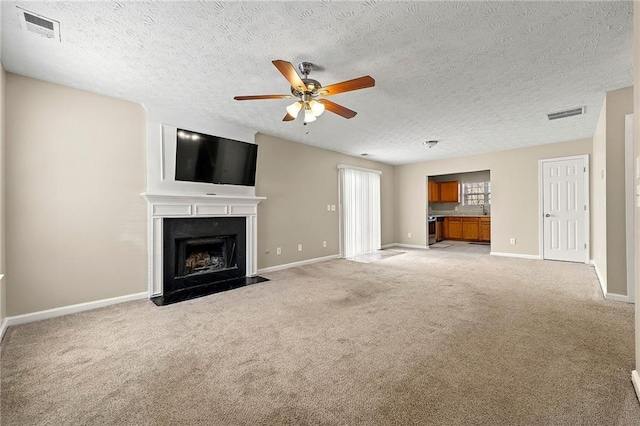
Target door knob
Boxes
[545,214,551,217]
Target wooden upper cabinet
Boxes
[428,180,440,203]
[439,181,460,203]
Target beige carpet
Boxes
[1,249,639,425]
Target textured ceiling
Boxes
[0,1,633,165]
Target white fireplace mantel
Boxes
[142,192,266,297]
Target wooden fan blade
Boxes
[320,76,375,97]
[272,60,307,92]
[234,95,291,100]
[320,99,357,119]
[283,113,296,121]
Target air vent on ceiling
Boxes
[547,107,585,121]
[16,7,61,41]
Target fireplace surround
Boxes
[142,192,265,303]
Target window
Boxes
[463,181,491,206]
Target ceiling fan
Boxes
[234,60,375,123]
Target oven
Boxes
[428,216,436,245]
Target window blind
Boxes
[338,166,381,258]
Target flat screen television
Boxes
[175,128,258,186]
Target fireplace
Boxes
[142,192,266,305]
[163,217,246,294]
[177,236,237,277]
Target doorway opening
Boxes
[427,170,491,253]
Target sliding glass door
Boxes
[338,165,381,258]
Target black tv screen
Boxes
[175,129,258,186]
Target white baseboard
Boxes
[591,261,607,298]
[258,254,340,274]
[490,252,541,260]
[633,371,640,403]
[0,317,8,343]
[1,292,148,340]
[0,274,5,341]
[381,243,397,249]
[589,262,631,303]
[604,293,631,303]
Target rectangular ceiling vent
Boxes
[16,7,61,41]
[547,107,585,121]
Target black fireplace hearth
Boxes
[152,217,267,306]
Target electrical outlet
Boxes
[327,204,331,211]
[331,205,336,211]
[323,240,327,248]
[276,247,282,255]
[298,244,303,252]
[408,232,412,238]
[510,238,516,245]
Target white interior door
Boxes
[541,156,589,263]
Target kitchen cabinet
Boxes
[439,181,460,203]
[443,216,490,242]
[428,180,459,203]
[462,217,479,240]
[428,181,440,203]
[480,217,491,242]
[444,217,462,239]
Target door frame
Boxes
[537,154,590,264]
[625,114,635,303]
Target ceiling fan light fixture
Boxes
[234,59,375,123]
[286,101,303,118]
[304,105,317,123]
[310,100,325,116]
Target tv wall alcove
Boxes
[142,118,265,305]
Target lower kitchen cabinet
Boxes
[480,217,491,242]
[462,217,479,240]
[444,217,462,239]
[443,216,490,242]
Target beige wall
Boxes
[604,87,634,295]
[5,74,147,316]
[395,138,592,255]
[0,64,5,324]
[255,133,394,269]
[592,97,607,290]
[633,0,639,378]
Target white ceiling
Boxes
[0,1,633,165]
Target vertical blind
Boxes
[339,165,381,258]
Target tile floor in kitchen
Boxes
[429,240,491,255]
